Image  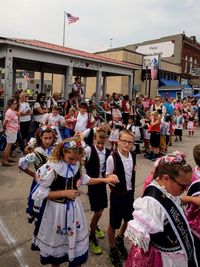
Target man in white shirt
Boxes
[72,76,84,102]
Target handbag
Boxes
[0,132,7,151]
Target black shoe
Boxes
[157,152,165,157]
[150,154,160,161]
[109,249,123,267]
[115,236,128,260]
[147,153,156,160]
[144,151,153,159]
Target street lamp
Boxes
[145,66,148,96]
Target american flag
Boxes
[150,58,158,80]
[66,13,79,24]
[22,71,30,81]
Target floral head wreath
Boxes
[63,138,85,149]
[39,125,57,136]
[155,151,186,166]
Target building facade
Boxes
[126,33,200,97]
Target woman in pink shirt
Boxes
[174,99,183,111]
[2,98,19,166]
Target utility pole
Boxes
[145,66,148,96]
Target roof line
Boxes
[0,37,139,69]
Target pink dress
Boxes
[185,167,200,239]
[126,244,163,267]
[125,181,188,267]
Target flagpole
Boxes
[63,11,66,46]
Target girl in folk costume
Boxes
[31,136,119,267]
[41,105,65,141]
[64,107,77,138]
[174,109,184,142]
[109,115,125,151]
[187,110,196,137]
[125,151,198,267]
[74,102,95,133]
[143,111,151,155]
[19,126,58,223]
[182,144,200,266]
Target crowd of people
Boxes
[1,86,200,267]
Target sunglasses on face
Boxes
[169,176,191,190]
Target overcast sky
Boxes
[1,0,200,53]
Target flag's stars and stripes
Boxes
[66,13,79,24]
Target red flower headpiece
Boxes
[155,151,186,166]
[63,139,85,149]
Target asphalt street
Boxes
[0,130,199,267]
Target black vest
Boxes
[50,169,80,203]
[85,145,110,178]
[110,151,136,194]
[150,221,181,252]
[34,151,48,170]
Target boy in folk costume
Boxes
[85,129,111,255]
[106,130,136,267]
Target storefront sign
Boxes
[136,41,175,58]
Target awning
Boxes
[193,93,200,98]
[184,84,192,89]
[158,88,182,91]
[159,78,183,90]
[159,78,182,87]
